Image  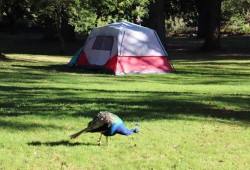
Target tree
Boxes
[201,0,222,50]
[147,0,198,47]
[165,0,198,28]
[30,0,96,52]
[163,0,224,51]
[30,0,65,52]
[0,0,31,34]
[88,0,150,26]
[222,0,250,21]
[61,5,76,42]
[194,0,207,38]
[221,0,250,33]
[147,0,166,47]
[67,0,97,33]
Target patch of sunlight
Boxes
[7,54,70,63]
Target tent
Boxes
[67,21,174,75]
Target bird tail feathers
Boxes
[70,129,86,139]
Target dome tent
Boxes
[67,21,173,75]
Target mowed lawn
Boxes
[0,35,249,169]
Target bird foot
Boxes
[97,141,102,146]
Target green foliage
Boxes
[164,0,198,35]
[22,0,151,33]
[91,0,151,26]
[166,17,196,35]
[222,0,250,33]
[165,0,198,26]
[28,0,96,33]
[222,14,250,33]
[2,0,250,35]
[0,0,34,27]
[28,0,63,28]
[67,0,97,33]
[222,0,250,21]
[165,0,250,34]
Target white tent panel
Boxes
[121,30,165,56]
[84,36,118,66]
[89,26,119,38]
[87,21,167,57]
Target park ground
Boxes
[0,33,249,169]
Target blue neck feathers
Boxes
[115,123,137,136]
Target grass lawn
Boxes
[0,35,250,169]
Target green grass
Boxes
[0,36,250,169]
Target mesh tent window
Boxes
[92,36,114,51]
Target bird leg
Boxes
[97,134,102,146]
[106,136,109,146]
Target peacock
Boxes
[70,111,140,145]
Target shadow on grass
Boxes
[0,35,249,129]
[14,62,250,79]
[13,64,115,75]
[0,119,64,130]
[0,84,249,124]
[27,140,96,147]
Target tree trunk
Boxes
[194,0,208,38]
[9,15,18,34]
[61,6,76,42]
[148,0,166,48]
[43,17,57,40]
[202,0,222,51]
[61,22,75,42]
[58,33,65,54]
[4,4,19,34]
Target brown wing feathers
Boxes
[70,112,114,139]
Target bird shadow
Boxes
[27,140,97,147]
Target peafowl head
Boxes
[133,124,140,134]
[133,128,140,134]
